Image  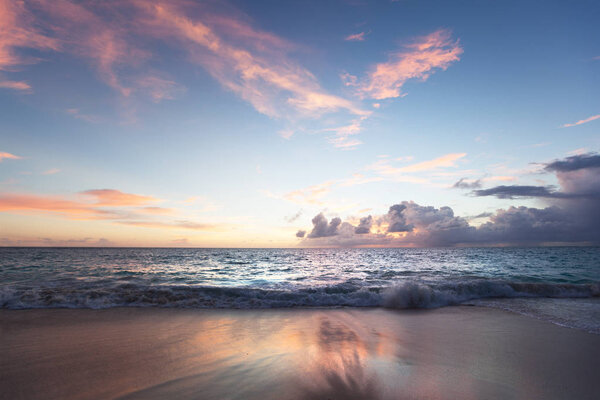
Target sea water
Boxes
[1,247,598,332]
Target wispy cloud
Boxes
[137,206,173,215]
[561,114,600,128]
[0,80,31,91]
[0,151,22,162]
[80,189,158,206]
[0,0,59,90]
[138,1,367,119]
[23,0,136,96]
[2,2,461,149]
[278,129,295,140]
[367,153,466,180]
[2,0,184,104]
[66,108,100,123]
[452,178,482,189]
[285,209,303,223]
[338,173,384,187]
[0,189,218,230]
[179,196,221,212]
[42,168,60,175]
[278,153,467,208]
[568,148,589,156]
[0,237,113,247]
[284,181,336,206]
[345,32,366,42]
[117,220,220,230]
[347,29,462,100]
[397,153,466,172]
[0,192,114,219]
[323,117,368,149]
[135,74,186,103]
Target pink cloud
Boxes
[329,136,363,149]
[0,151,22,162]
[3,1,367,147]
[80,189,158,206]
[0,0,138,96]
[0,189,216,230]
[135,74,185,103]
[0,80,31,90]
[561,114,600,128]
[137,1,367,118]
[0,0,59,90]
[398,153,466,173]
[278,129,294,139]
[0,189,161,217]
[139,206,174,215]
[0,192,107,219]
[284,181,336,206]
[0,0,59,70]
[365,153,467,185]
[65,108,100,123]
[356,29,463,100]
[118,220,219,230]
[323,117,368,149]
[345,32,366,42]
[3,0,184,103]
[203,14,294,53]
[28,0,141,97]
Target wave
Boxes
[1,280,598,310]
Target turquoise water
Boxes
[1,247,599,331]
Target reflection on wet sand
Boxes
[1,307,599,400]
[121,310,393,399]
[298,317,383,399]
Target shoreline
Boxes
[2,306,599,399]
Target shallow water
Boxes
[1,247,599,332]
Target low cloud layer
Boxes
[544,153,600,172]
[297,154,600,246]
[355,215,373,234]
[307,213,342,238]
[472,185,565,199]
[452,178,482,189]
[0,189,217,231]
[473,153,600,201]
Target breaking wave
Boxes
[1,280,598,310]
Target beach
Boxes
[1,306,599,400]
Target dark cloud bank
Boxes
[297,154,600,246]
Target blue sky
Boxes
[0,0,599,246]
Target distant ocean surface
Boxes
[1,247,599,333]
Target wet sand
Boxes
[1,306,599,400]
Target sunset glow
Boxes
[0,0,598,247]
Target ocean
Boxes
[1,247,599,333]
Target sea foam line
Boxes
[1,280,598,310]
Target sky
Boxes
[0,0,599,247]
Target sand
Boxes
[1,306,599,400]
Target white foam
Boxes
[1,280,598,311]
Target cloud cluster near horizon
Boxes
[297,154,600,246]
